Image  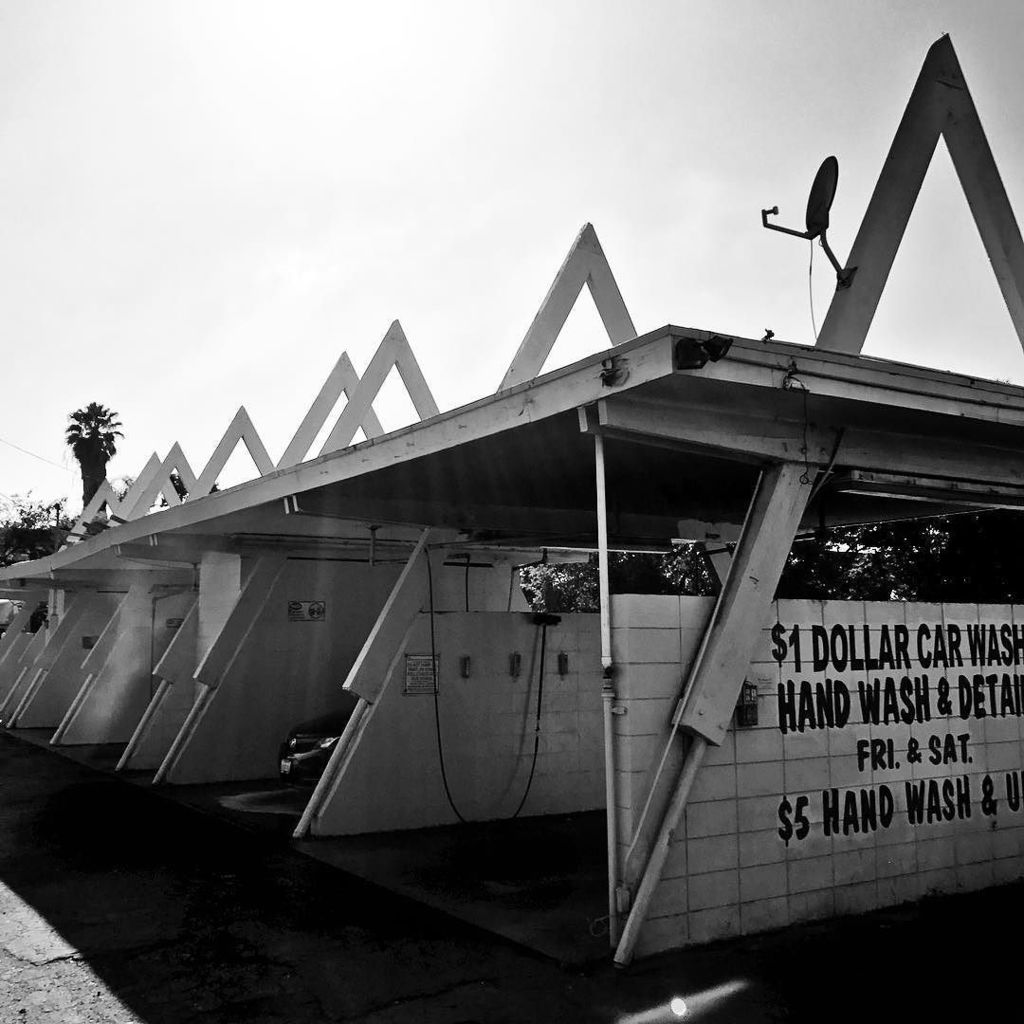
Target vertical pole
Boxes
[595,433,620,946]
[596,435,613,673]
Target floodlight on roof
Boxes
[761,156,857,288]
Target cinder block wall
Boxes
[615,596,1024,958]
[315,611,603,835]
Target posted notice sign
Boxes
[288,600,326,622]
[404,654,439,695]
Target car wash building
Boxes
[4,35,1024,966]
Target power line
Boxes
[0,436,74,473]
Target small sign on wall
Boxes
[404,654,439,695]
[288,600,326,622]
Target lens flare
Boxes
[615,979,749,1024]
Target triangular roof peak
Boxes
[817,34,1024,356]
[498,223,636,390]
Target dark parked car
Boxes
[278,693,358,785]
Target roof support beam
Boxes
[589,394,1024,491]
[39,569,194,589]
[587,395,836,467]
[290,493,682,545]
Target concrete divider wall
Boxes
[164,559,404,783]
[315,610,603,835]
[59,588,196,745]
[614,596,1024,958]
[17,592,125,727]
[163,558,533,785]
[126,600,199,769]
[0,629,47,718]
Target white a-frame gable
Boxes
[276,351,386,469]
[498,223,636,391]
[817,35,1024,356]
[317,320,438,455]
[65,327,440,540]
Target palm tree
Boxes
[65,403,124,508]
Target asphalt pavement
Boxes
[1,730,1021,1023]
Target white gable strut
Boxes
[498,223,636,391]
[817,35,1024,356]
[66,325,438,541]
[317,320,438,455]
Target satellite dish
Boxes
[761,155,856,288]
[805,156,838,238]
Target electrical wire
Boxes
[511,618,548,819]
[426,553,467,823]
[809,239,818,342]
[0,436,74,473]
[781,363,813,484]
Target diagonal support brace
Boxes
[614,461,813,966]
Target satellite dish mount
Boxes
[762,156,857,289]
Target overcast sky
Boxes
[3,0,1024,510]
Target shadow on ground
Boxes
[2,731,1023,1023]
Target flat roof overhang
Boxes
[6,324,1024,588]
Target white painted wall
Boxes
[615,596,1024,958]
[124,551,243,769]
[127,600,199,769]
[59,588,195,745]
[314,611,603,835]
[0,628,47,719]
[164,558,403,783]
[198,552,241,691]
[12,592,123,726]
[163,559,534,784]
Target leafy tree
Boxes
[522,510,1024,612]
[160,471,217,506]
[111,476,134,501]
[64,403,124,507]
[779,511,1024,603]
[0,495,73,566]
[520,545,717,612]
